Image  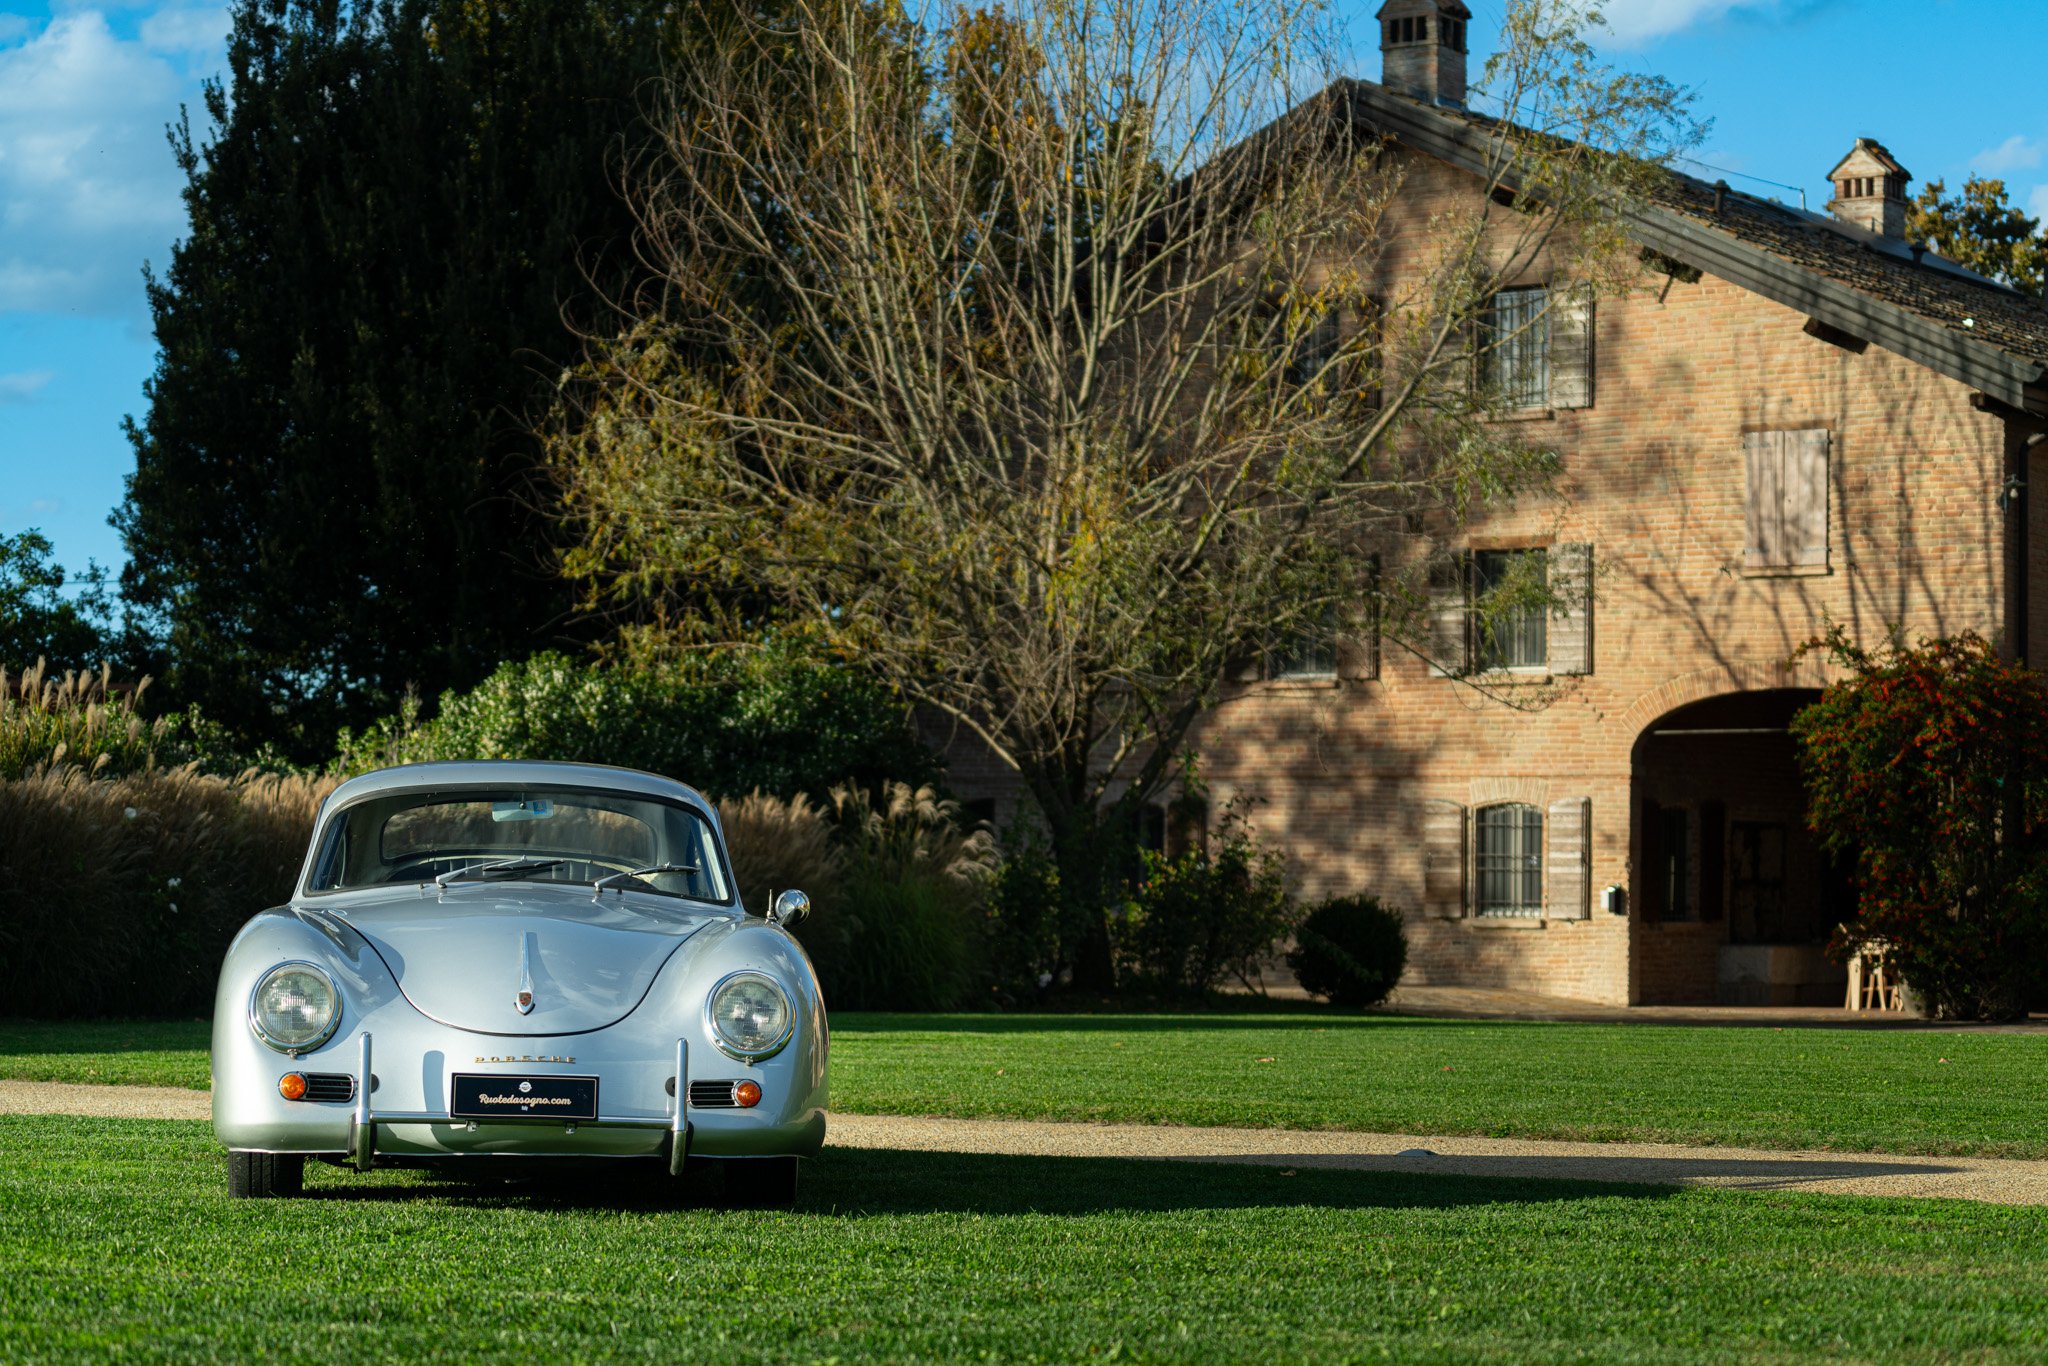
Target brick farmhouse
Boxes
[935,0,2048,1006]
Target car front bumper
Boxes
[215,1025,827,1167]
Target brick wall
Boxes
[939,149,2016,1005]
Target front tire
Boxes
[722,1156,798,1209]
[228,1150,304,1199]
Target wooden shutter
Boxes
[1547,542,1593,675]
[1786,429,1830,567]
[1697,799,1726,922]
[1637,796,1665,922]
[1422,800,1468,917]
[1547,286,1594,410]
[1744,429,1830,570]
[1545,797,1591,920]
[1426,554,1472,677]
[1336,560,1382,681]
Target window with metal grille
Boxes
[1267,627,1336,679]
[1473,549,1547,670]
[1475,803,1544,917]
[1483,286,1549,410]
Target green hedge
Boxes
[334,647,939,799]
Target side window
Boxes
[1743,429,1830,572]
[1475,803,1544,918]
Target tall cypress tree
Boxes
[119,0,672,758]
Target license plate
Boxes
[450,1073,599,1121]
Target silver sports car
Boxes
[211,760,827,1205]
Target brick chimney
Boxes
[1377,0,1471,109]
[1826,138,1910,238]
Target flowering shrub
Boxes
[1791,629,2048,1020]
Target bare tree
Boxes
[554,0,1697,984]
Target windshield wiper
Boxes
[433,857,566,887]
[591,863,700,895]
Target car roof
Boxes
[322,760,714,812]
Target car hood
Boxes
[326,885,724,1035]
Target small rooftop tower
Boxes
[1827,138,1911,238]
[1377,0,1472,110]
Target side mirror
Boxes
[769,888,811,929]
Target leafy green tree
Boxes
[118,0,676,761]
[0,530,121,673]
[1792,631,2048,1020]
[1908,176,2048,297]
[555,0,1699,987]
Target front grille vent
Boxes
[689,1080,741,1108]
[303,1073,357,1103]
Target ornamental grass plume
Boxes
[0,762,336,1017]
[716,789,844,914]
[1791,628,2048,1020]
[0,659,175,779]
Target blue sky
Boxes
[2,0,2044,588]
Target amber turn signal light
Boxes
[278,1072,308,1101]
[734,1080,762,1108]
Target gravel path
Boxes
[9,1079,2048,1206]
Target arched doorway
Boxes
[1630,689,1856,1005]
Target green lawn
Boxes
[8,1011,2046,1157]
[3,1116,2047,1363]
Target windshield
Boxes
[306,786,732,904]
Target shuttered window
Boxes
[1475,803,1544,917]
[1743,429,1830,571]
[1482,285,1594,412]
[1430,545,1593,677]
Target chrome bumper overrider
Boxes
[342,1033,692,1176]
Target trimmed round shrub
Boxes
[1287,894,1407,1008]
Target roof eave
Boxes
[1335,80,2048,416]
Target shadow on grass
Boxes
[302,1146,1689,1216]
[0,1019,212,1054]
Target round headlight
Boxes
[707,971,794,1061]
[249,962,341,1052]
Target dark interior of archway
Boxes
[1631,689,1858,949]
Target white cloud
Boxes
[0,369,56,404]
[1970,135,2046,176]
[142,5,230,62]
[0,9,226,319]
[1597,0,1779,45]
[2027,184,2048,225]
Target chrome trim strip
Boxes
[350,1032,375,1171]
[669,1038,689,1176]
